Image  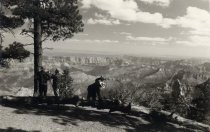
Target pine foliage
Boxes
[59,68,74,98]
[2,42,30,61]
[2,0,84,41]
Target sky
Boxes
[3,0,210,58]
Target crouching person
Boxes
[87,76,106,107]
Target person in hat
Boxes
[87,76,106,106]
[51,69,61,97]
[38,66,51,97]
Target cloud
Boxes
[81,0,174,28]
[126,35,171,42]
[138,0,172,7]
[94,13,107,18]
[126,35,173,45]
[176,36,210,47]
[86,12,121,25]
[81,1,210,47]
[174,7,210,47]
[81,1,210,30]
[80,0,92,8]
[69,39,119,43]
[81,0,210,29]
[176,7,210,36]
[119,32,132,35]
[163,7,210,47]
[87,18,120,25]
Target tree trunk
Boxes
[33,15,42,96]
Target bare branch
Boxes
[23,43,34,46]
[41,36,49,42]
[25,33,34,39]
[43,47,53,50]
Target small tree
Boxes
[59,68,74,98]
[103,80,134,103]
[2,42,30,61]
[188,80,210,122]
[133,87,164,111]
[189,97,207,122]
[103,80,142,104]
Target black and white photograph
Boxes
[1,0,210,131]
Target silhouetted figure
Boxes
[51,69,61,97]
[87,76,106,106]
[38,67,51,97]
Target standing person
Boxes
[51,69,61,97]
[38,67,51,97]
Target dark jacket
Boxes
[87,83,102,100]
[51,73,61,88]
[38,70,50,86]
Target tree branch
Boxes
[41,36,49,42]
[25,33,34,39]
[43,47,53,50]
[23,43,34,46]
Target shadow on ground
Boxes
[0,127,40,132]
[0,103,208,132]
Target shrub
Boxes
[103,80,137,104]
[103,80,164,111]
[0,59,10,68]
[59,68,74,98]
[134,87,164,111]
[188,98,207,121]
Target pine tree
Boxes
[1,0,84,95]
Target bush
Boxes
[103,80,164,110]
[0,59,10,68]
[92,77,208,121]
[103,80,137,104]
[134,87,164,111]
[188,98,207,121]
[59,68,74,98]
[105,88,131,103]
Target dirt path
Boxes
[0,104,145,132]
[0,104,208,132]
[0,106,126,132]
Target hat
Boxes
[55,69,59,73]
[95,76,106,82]
[40,66,44,70]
